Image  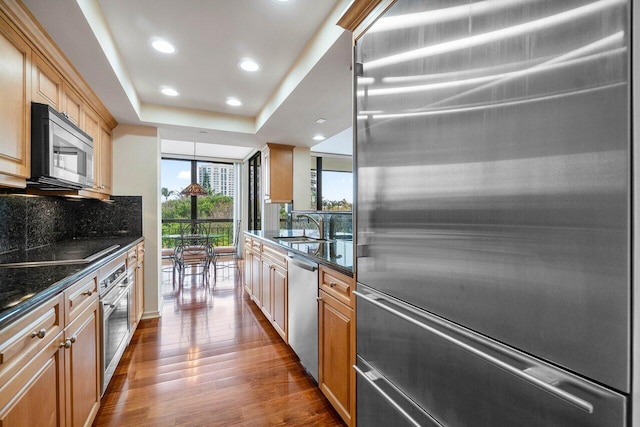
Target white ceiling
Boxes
[21,0,353,159]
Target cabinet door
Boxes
[318,290,353,425]
[0,16,30,181]
[31,53,62,111]
[98,125,112,194]
[243,248,252,295]
[251,252,262,305]
[62,83,83,127]
[260,259,273,320]
[82,106,100,191]
[262,148,270,199]
[0,333,66,427]
[136,260,144,323]
[65,302,100,427]
[272,263,287,342]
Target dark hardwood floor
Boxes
[93,262,345,426]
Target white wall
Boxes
[112,124,162,318]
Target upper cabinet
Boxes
[263,143,294,204]
[0,15,30,187]
[0,1,116,195]
[31,53,62,111]
[61,83,83,127]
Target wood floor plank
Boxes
[93,264,345,426]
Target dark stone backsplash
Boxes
[0,195,142,255]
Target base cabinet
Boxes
[271,263,287,341]
[65,302,100,427]
[243,245,253,297]
[318,265,356,426]
[318,290,354,425]
[250,250,262,305]
[0,289,101,427]
[0,336,66,427]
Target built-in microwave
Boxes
[29,102,94,190]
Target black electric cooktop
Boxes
[0,238,122,267]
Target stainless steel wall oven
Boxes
[98,258,131,395]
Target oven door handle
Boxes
[101,283,130,317]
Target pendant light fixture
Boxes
[181,142,208,197]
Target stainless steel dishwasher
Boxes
[287,253,319,382]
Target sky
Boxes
[160,159,353,203]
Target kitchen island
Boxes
[243,230,355,426]
[245,229,353,277]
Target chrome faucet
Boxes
[297,213,324,239]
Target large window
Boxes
[161,158,235,247]
[312,156,353,211]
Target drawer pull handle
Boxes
[31,329,46,339]
[329,281,337,288]
[70,335,77,344]
[354,289,594,414]
[81,290,93,296]
[59,339,72,349]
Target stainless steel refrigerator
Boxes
[354,1,630,425]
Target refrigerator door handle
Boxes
[354,364,441,427]
[354,290,595,414]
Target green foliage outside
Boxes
[161,190,234,247]
[322,199,352,211]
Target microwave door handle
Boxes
[354,290,594,414]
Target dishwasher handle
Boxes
[287,254,318,271]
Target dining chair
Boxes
[213,220,241,282]
[174,221,214,288]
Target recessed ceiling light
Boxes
[226,97,242,107]
[150,38,177,54]
[239,58,260,72]
[313,135,326,141]
[161,87,179,96]
[315,118,327,124]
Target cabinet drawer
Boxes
[262,244,287,268]
[244,236,252,246]
[0,293,64,386]
[64,274,98,324]
[320,266,354,307]
[252,240,262,252]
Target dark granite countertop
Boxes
[0,236,143,328]
[245,230,353,277]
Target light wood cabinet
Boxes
[64,299,100,427]
[260,257,273,320]
[62,83,83,127]
[262,143,294,203]
[250,248,262,306]
[0,279,101,427]
[243,236,289,343]
[0,15,30,185]
[98,124,112,194]
[243,237,253,297]
[271,263,287,341]
[258,243,288,342]
[318,266,356,426]
[0,330,66,427]
[135,242,145,324]
[0,3,117,195]
[31,52,62,111]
